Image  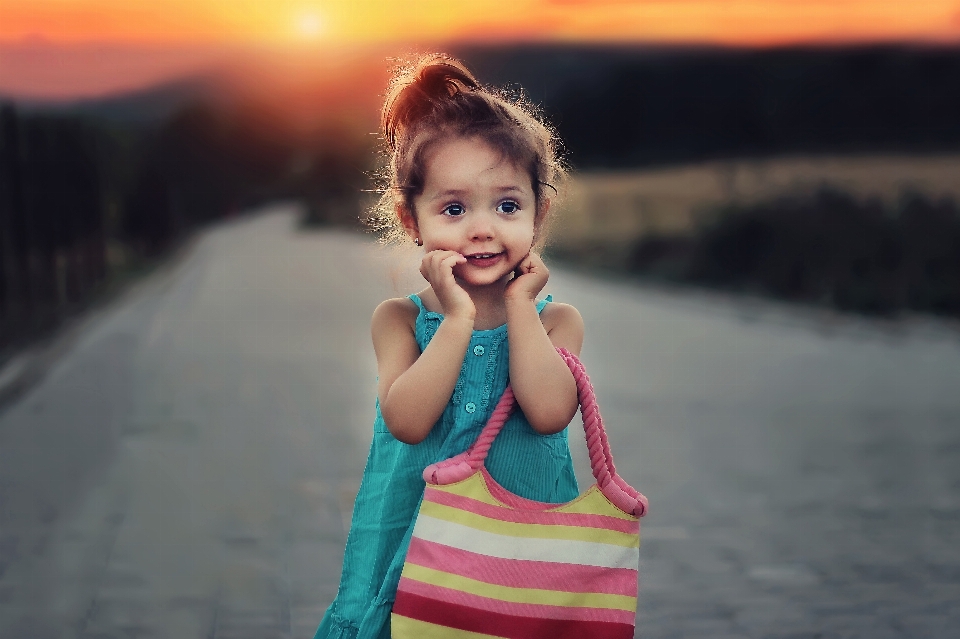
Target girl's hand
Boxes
[505,251,549,303]
[420,250,476,320]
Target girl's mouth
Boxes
[464,252,504,267]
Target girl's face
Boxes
[404,136,543,289]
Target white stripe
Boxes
[412,514,639,570]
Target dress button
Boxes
[473,345,485,356]
[465,402,476,414]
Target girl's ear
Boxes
[397,204,419,243]
[532,197,551,246]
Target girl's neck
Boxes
[462,280,509,331]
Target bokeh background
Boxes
[1,3,960,639]
[2,1,960,338]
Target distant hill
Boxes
[453,44,960,169]
[8,73,227,125]
[6,43,960,168]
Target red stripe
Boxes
[397,577,636,624]
[393,591,635,639]
[424,487,639,534]
[406,538,637,596]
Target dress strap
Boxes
[536,294,553,314]
[407,293,426,312]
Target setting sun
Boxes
[295,11,323,41]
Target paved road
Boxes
[0,205,958,639]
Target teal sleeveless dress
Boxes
[314,294,580,639]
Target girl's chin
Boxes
[451,256,524,287]
[453,269,514,288]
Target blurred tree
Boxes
[0,105,107,344]
[460,45,960,168]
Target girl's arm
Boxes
[372,251,476,444]
[505,253,585,435]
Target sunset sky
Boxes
[3,0,960,46]
[2,0,959,99]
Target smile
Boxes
[464,252,504,266]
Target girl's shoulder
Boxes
[540,300,583,328]
[540,301,585,354]
[370,296,419,339]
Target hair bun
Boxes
[382,54,481,150]
[414,57,480,99]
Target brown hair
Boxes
[367,53,566,246]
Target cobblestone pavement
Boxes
[0,205,958,639]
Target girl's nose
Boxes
[469,212,495,240]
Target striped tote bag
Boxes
[392,348,648,639]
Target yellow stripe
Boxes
[419,500,638,548]
[552,486,638,521]
[392,614,504,639]
[434,473,502,507]
[403,564,636,612]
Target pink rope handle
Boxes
[421,385,516,485]
[423,348,647,517]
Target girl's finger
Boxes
[440,254,465,274]
[422,251,454,273]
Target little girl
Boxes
[314,54,585,639]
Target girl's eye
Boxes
[443,204,465,217]
[497,200,519,214]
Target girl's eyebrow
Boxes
[427,188,468,201]
[426,185,528,201]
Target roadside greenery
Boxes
[628,189,960,317]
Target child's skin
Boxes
[371,135,584,445]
